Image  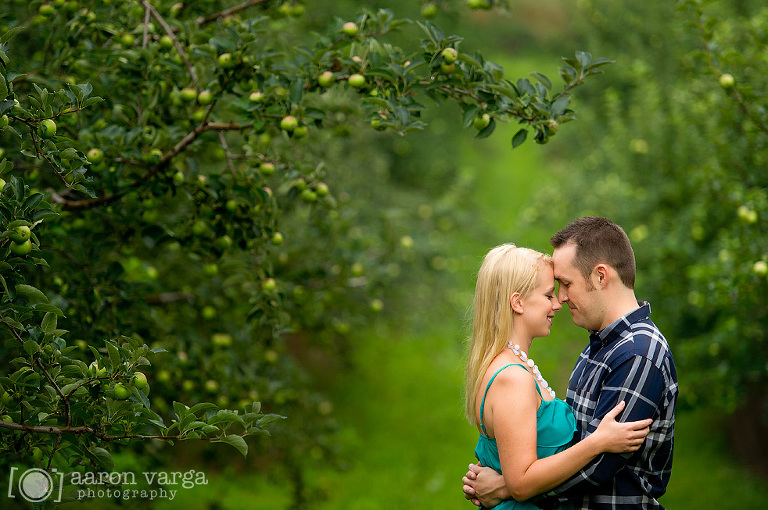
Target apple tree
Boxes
[0,0,611,501]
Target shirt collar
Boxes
[589,301,651,349]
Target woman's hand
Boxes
[591,401,652,453]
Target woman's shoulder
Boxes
[484,361,534,392]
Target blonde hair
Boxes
[464,244,551,426]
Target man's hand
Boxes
[462,462,507,508]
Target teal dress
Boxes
[474,363,577,510]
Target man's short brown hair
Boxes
[550,216,636,289]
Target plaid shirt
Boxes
[537,302,678,509]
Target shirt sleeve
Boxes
[535,354,666,502]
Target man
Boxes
[463,216,678,509]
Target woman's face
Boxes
[519,263,562,338]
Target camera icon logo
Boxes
[7,467,63,503]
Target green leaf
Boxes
[207,410,245,427]
[575,50,592,70]
[0,72,7,102]
[23,340,40,356]
[256,414,286,427]
[189,402,217,416]
[530,72,552,91]
[511,128,528,149]
[551,96,571,116]
[0,26,25,44]
[14,284,49,304]
[41,312,57,334]
[106,341,121,371]
[88,446,114,471]
[214,434,248,457]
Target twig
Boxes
[140,0,198,84]
[218,131,236,175]
[197,0,269,26]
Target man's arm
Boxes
[535,355,665,501]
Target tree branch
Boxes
[141,0,198,83]
[197,0,270,26]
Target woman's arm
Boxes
[486,372,650,502]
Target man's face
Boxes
[552,243,603,331]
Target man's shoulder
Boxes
[608,318,673,366]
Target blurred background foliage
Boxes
[0,0,766,508]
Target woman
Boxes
[465,244,651,509]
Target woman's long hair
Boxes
[464,244,551,426]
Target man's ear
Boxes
[510,292,524,314]
[593,264,609,288]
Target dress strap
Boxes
[479,363,528,436]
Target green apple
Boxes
[180,87,197,102]
[215,235,233,250]
[261,278,277,291]
[39,4,56,16]
[144,148,163,164]
[31,446,44,462]
[280,115,298,132]
[0,178,6,190]
[342,22,359,36]
[292,125,308,139]
[211,333,233,347]
[318,71,334,87]
[473,113,491,130]
[113,383,130,400]
[38,119,57,138]
[132,372,148,389]
[271,232,284,245]
[348,73,366,88]
[119,33,135,48]
[203,263,219,276]
[173,171,185,184]
[719,73,735,88]
[0,115,9,128]
[204,379,219,393]
[87,148,104,164]
[10,239,32,256]
[301,189,317,203]
[249,91,265,102]
[264,349,279,363]
[441,48,458,63]
[9,225,31,243]
[370,299,384,313]
[197,90,213,105]
[753,260,768,277]
[159,35,174,49]
[202,306,217,319]
[315,182,329,197]
[217,53,235,68]
[421,3,438,18]
[737,205,758,224]
[260,162,275,175]
[440,62,455,74]
[468,0,491,8]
